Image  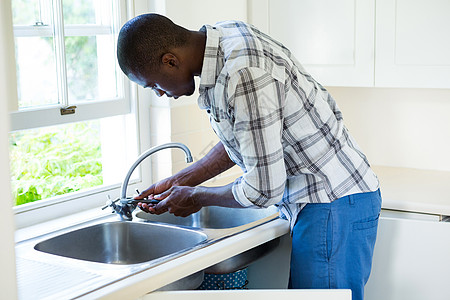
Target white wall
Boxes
[147,0,246,184]
[328,87,450,172]
[158,0,247,31]
[0,0,18,299]
[147,0,450,182]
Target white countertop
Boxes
[16,164,450,299]
[15,209,290,300]
[373,165,450,216]
[81,218,290,300]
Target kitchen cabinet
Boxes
[375,0,450,88]
[365,214,450,299]
[256,0,375,87]
[250,0,450,88]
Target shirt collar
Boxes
[198,25,220,110]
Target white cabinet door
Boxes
[365,216,450,299]
[375,0,450,88]
[262,0,375,87]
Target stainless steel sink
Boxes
[135,206,280,274]
[34,221,207,265]
[19,206,281,298]
[16,140,285,298]
[135,206,279,229]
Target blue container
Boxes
[198,268,248,290]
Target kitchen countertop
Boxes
[15,208,290,300]
[15,165,450,299]
[86,218,290,300]
[373,165,450,216]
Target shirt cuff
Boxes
[231,177,262,208]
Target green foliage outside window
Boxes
[10,121,103,206]
[9,0,113,206]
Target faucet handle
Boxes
[101,195,118,210]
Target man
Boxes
[117,13,381,300]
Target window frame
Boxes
[9,0,131,132]
[10,0,156,229]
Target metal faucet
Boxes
[103,142,193,220]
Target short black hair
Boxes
[117,13,189,76]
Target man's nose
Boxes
[153,88,165,97]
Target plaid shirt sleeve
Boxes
[230,67,287,208]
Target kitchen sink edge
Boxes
[15,208,282,299]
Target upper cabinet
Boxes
[375,0,450,88]
[249,0,450,88]
[258,0,375,87]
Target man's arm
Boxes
[135,141,235,200]
[146,182,244,217]
[137,142,244,216]
[172,141,236,187]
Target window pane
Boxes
[13,0,120,108]
[9,115,138,206]
[10,120,103,206]
[63,0,111,25]
[65,36,98,101]
[15,36,59,108]
[63,0,119,102]
[63,0,96,25]
[12,0,52,26]
[65,35,119,102]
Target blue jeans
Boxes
[288,189,382,300]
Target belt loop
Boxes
[349,194,355,205]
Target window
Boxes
[10,0,129,130]
[10,120,103,205]
[9,0,139,215]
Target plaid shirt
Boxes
[198,21,379,229]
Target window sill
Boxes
[14,179,141,229]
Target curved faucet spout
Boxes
[120,142,193,200]
[105,143,193,220]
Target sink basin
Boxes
[136,206,281,274]
[34,221,207,265]
[30,206,281,294]
[135,205,279,229]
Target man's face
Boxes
[127,64,196,99]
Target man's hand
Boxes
[134,142,242,216]
[148,186,202,217]
[134,177,174,213]
[134,176,174,200]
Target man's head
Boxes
[117,13,202,99]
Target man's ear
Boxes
[161,53,178,68]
